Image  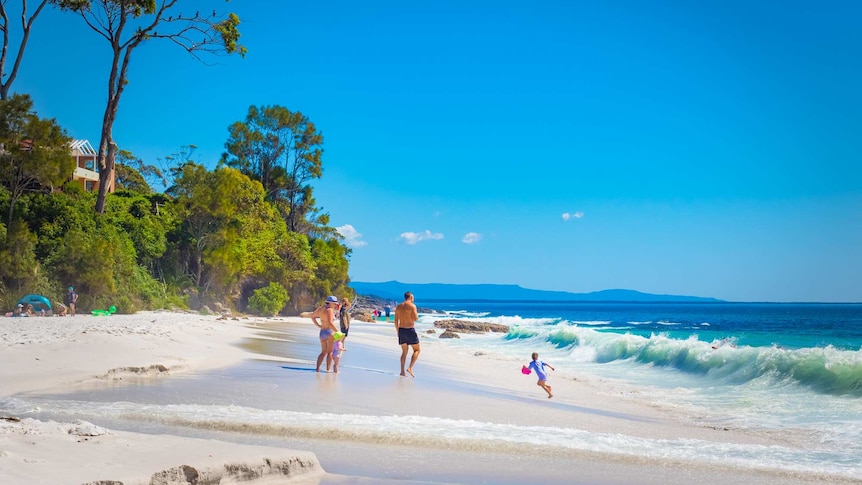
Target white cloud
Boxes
[462,232,482,244]
[399,230,444,245]
[336,224,367,248]
[562,211,584,221]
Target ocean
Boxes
[420,301,862,479]
[4,302,861,483]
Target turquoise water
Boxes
[412,301,862,480]
[426,301,862,395]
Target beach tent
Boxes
[16,294,53,315]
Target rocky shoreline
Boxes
[430,318,510,339]
[350,294,510,339]
[349,293,440,322]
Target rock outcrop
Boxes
[433,319,509,334]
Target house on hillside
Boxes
[70,139,113,194]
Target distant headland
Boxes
[350,281,724,303]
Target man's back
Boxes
[395,300,417,328]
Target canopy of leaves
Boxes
[0,94,74,227]
[221,105,324,234]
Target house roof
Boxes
[70,139,97,156]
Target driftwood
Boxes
[433,319,509,334]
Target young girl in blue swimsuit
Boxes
[525,352,555,398]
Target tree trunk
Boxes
[94,41,130,214]
[94,121,115,214]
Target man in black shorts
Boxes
[394,291,420,377]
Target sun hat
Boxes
[68,286,73,290]
[326,295,338,303]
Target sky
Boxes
[9,0,862,302]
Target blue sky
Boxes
[12,0,862,302]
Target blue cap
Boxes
[326,295,338,303]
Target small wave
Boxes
[569,321,612,326]
[441,310,490,318]
[504,326,540,341]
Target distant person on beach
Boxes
[310,295,340,372]
[64,286,78,316]
[524,352,555,398]
[339,298,351,350]
[394,291,420,377]
[384,303,392,321]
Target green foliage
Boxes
[248,282,289,316]
[0,219,51,300]
[308,237,351,302]
[0,94,74,227]
[115,148,162,193]
[0,92,350,315]
[216,13,247,57]
[104,190,176,268]
[168,164,290,302]
[221,105,324,234]
[114,165,151,194]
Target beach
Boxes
[0,311,856,485]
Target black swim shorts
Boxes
[398,327,419,345]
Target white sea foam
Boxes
[4,397,858,480]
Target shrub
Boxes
[248,282,289,316]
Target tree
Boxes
[221,105,325,234]
[0,94,73,228]
[56,0,245,214]
[114,148,160,193]
[167,163,289,304]
[0,1,51,100]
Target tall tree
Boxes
[0,94,73,228]
[221,105,325,234]
[56,0,245,214]
[0,0,51,100]
[167,163,292,302]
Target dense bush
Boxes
[248,282,289,316]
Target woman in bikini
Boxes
[311,296,340,372]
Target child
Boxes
[524,352,555,398]
[332,332,345,373]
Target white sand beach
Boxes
[0,311,853,485]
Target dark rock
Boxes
[439,330,460,339]
[433,319,509,334]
